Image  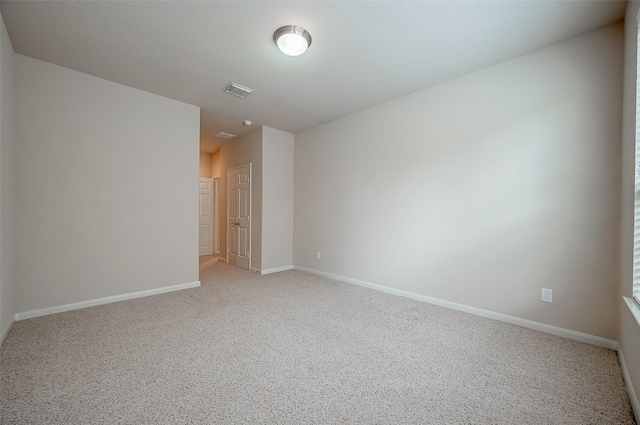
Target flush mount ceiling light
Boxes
[273,25,312,56]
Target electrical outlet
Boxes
[316,251,321,260]
[541,288,553,303]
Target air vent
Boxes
[214,132,237,140]
[223,82,254,98]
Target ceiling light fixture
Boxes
[273,25,312,57]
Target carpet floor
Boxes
[1,261,635,424]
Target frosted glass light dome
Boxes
[273,25,312,56]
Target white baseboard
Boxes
[619,347,640,423]
[261,265,293,275]
[15,281,201,321]
[293,266,618,351]
[1,318,14,347]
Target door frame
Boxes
[226,163,252,269]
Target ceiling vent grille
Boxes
[214,132,237,140]
[223,82,254,98]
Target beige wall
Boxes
[14,54,200,313]
[294,23,623,340]
[262,127,294,272]
[211,151,220,178]
[0,12,15,342]
[219,128,263,270]
[620,1,640,418]
[199,152,211,178]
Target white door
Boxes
[227,164,251,270]
[213,178,219,255]
[199,178,214,256]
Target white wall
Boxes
[219,127,263,270]
[14,55,200,313]
[620,1,640,418]
[218,126,294,273]
[294,23,623,340]
[262,127,294,272]
[0,12,15,343]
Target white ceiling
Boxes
[0,1,627,153]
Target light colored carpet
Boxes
[1,261,635,424]
[199,255,219,269]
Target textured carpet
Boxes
[1,261,635,424]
